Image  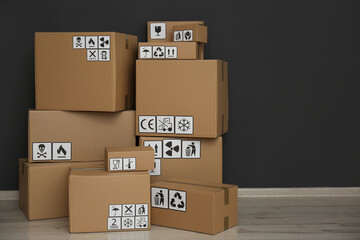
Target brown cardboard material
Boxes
[28,110,135,162]
[139,136,222,183]
[105,146,154,172]
[69,169,150,233]
[147,21,204,42]
[138,42,203,60]
[151,179,238,235]
[136,60,228,138]
[173,24,208,43]
[35,32,137,112]
[18,158,104,220]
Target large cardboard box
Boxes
[136,60,228,138]
[151,179,238,235]
[18,158,104,220]
[147,21,204,42]
[173,24,208,43]
[28,110,135,162]
[69,169,150,233]
[138,42,203,60]
[139,136,222,183]
[105,146,154,172]
[35,32,137,112]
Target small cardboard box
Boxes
[147,21,204,42]
[105,146,154,172]
[136,60,228,138]
[151,179,238,235]
[173,24,208,43]
[69,169,150,233]
[28,110,135,162]
[18,158,104,220]
[35,32,137,112]
[139,136,222,183]
[138,42,203,60]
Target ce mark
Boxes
[139,116,156,133]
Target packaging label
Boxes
[87,49,98,61]
[109,205,122,217]
[139,116,156,133]
[157,116,175,134]
[73,36,85,49]
[175,116,194,134]
[108,204,149,230]
[163,139,182,159]
[151,187,187,212]
[108,217,121,230]
[109,158,136,171]
[32,142,52,161]
[143,141,162,158]
[152,46,165,58]
[150,23,166,39]
[174,30,193,42]
[139,46,178,59]
[169,190,186,211]
[52,142,72,160]
[149,159,161,176]
[139,46,152,59]
[151,187,169,209]
[144,139,201,159]
[122,204,135,216]
[32,142,72,161]
[73,35,111,61]
[109,158,123,171]
[139,116,193,135]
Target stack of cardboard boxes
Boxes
[18,21,237,235]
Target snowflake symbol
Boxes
[124,218,133,227]
[178,118,191,132]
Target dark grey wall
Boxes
[1,0,359,189]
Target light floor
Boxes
[0,197,359,240]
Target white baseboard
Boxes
[1,188,359,200]
[237,187,360,197]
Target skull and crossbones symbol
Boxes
[37,144,47,158]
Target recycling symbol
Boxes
[170,192,185,210]
[153,47,164,58]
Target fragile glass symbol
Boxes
[155,26,162,36]
[112,160,121,169]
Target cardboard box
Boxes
[173,24,208,43]
[35,32,137,112]
[147,21,204,42]
[69,169,150,233]
[28,110,135,162]
[138,42,203,60]
[18,158,104,220]
[151,179,238,235]
[136,60,228,138]
[139,136,222,183]
[105,146,154,172]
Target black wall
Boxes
[1,0,359,189]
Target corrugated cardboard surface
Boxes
[138,42,201,60]
[18,158,104,220]
[139,136,222,183]
[147,21,204,42]
[173,24,208,43]
[136,60,228,138]
[105,146,154,172]
[35,32,137,112]
[69,169,150,233]
[28,110,136,162]
[151,179,238,235]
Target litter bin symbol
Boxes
[185,147,191,156]
[154,195,160,205]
